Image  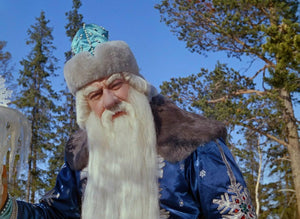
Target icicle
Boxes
[0,106,31,197]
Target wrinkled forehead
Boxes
[82,73,125,95]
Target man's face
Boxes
[85,74,130,119]
[82,77,159,219]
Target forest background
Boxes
[0,0,299,218]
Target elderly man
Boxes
[0,24,256,218]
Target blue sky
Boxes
[1,0,299,187]
[0,0,248,92]
[0,0,298,117]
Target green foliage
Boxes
[13,11,59,202]
[155,0,300,90]
[0,41,14,88]
[157,0,300,216]
[160,63,284,136]
[0,41,11,76]
[262,19,300,92]
[160,62,298,218]
[263,144,298,218]
[231,130,261,204]
[62,0,83,134]
[47,0,83,185]
[65,0,83,61]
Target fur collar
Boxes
[65,95,227,170]
[65,129,89,171]
[151,95,227,162]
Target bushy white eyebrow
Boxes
[83,85,100,97]
[106,73,123,85]
[82,73,124,97]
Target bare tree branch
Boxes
[249,64,269,81]
[207,89,266,103]
[274,157,291,162]
[238,123,290,148]
[278,189,296,193]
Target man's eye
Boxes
[109,80,124,90]
[88,90,103,100]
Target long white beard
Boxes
[81,88,159,219]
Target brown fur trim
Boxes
[65,129,89,170]
[150,95,227,162]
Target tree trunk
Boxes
[26,122,34,203]
[30,151,36,203]
[255,137,262,217]
[26,149,32,202]
[281,89,300,216]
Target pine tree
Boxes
[156,0,300,216]
[63,0,83,134]
[47,0,83,185]
[13,11,58,203]
[0,41,14,89]
[65,0,83,62]
[232,131,270,218]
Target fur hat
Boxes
[64,24,143,95]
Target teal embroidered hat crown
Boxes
[71,23,109,55]
[64,23,142,95]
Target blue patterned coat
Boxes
[13,95,256,218]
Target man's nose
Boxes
[102,89,120,110]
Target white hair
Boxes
[75,72,157,129]
[81,86,159,219]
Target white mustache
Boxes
[101,101,130,126]
[106,102,128,115]
[110,102,127,114]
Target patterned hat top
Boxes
[71,23,109,55]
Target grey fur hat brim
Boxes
[64,41,142,95]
